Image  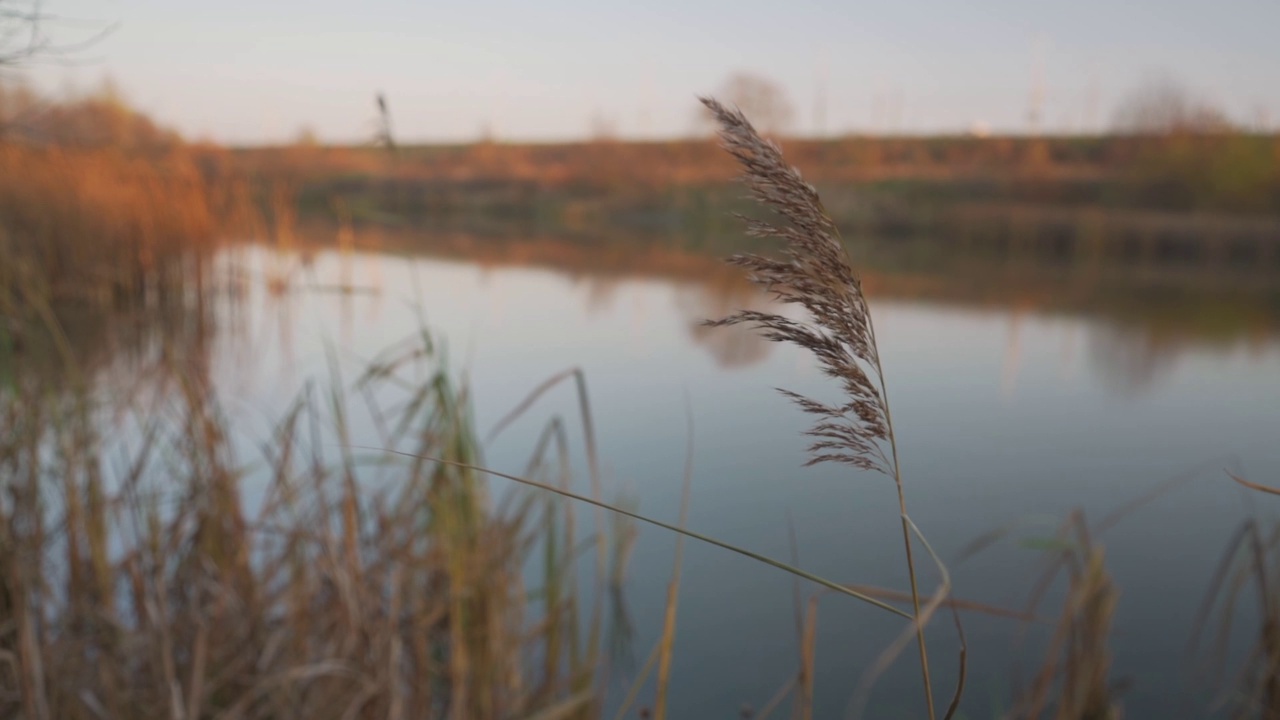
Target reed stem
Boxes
[869,316,936,719]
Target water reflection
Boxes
[32,229,1274,440]
[9,229,1278,405]
[675,272,776,369]
[1086,324,1185,395]
[348,228,1280,393]
[0,284,225,403]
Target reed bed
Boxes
[0,329,621,720]
[0,83,244,318]
[0,141,220,312]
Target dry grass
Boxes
[0,329,616,720]
[1192,515,1280,719]
[651,400,695,720]
[0,83,249,319]
[1013,512,1122,720]
[0,141,220,312]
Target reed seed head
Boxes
[700,96,892,474]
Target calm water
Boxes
[106,239,1280,716]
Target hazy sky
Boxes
[18,0,1280,144]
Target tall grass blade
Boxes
[653,396,696,720]
[362,449,910,618]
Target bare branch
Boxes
[0,1,116,68]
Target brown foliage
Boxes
[0,143,217,307]
[0,84,230,313]
[0,334,604,720]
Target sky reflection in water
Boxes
[168,242,1280,716]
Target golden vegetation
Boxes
[237,129,1280,217]
[0,143,217,303]
[0,82,232,313]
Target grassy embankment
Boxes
[236,129,1280,253]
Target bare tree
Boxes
[698,72,795,136]
[588,109,618,142]
[0,1,113,67]
[1112,76,1234,135]
[0,1,46,66]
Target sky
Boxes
[15,0,1280,144]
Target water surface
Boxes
[72,236,1280,716]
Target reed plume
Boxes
[699,96,938,717]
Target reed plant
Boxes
[698,96,945,717]
[415,97,973,717]
[0,328,618,720]
[1012,512,1121,720]
[1192,478,1280,719]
